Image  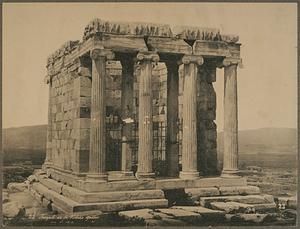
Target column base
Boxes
[86,173,108,183]
[221,169,240,178]
[108,171,136,181]
[42,162,53,170]
[179,171,199,179]
[136,172,155,180]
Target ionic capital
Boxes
[180,55,204,66]
[220,57,242,68]
[90,48,115,61]
[136,51,160,63]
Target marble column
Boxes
[165,60,179,177]
[221,58,240,178]
[87,48,114,182]
[136,51,159,179]
[120,55,135,178]
[179,55,204,179]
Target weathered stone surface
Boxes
[200,194,274,207]
[252,203,277,213]
[3,188,43,219]
[7,182,28,193]
[210,201,254,214]
[219,186,260,196]
[73,199,168,213]
[173,25,239,43]
[119,208,154,220]
[32,181,168,213]
[3,202,23,218]
[83,18,173,41]
[185,187,220,201]
[172,206,225,217]
[232,213,269,224]
[47,40,80,67]
[39,177,64,194]
[62,184,165,203]
[156,208,201,220]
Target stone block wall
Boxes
[48,60,124,174]
[49,60,91,174]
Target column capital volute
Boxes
[90,48,115,61]
[180,54,204,66]
[220,57,242,68]
[136,51,160,63]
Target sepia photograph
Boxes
[2,2,298,227]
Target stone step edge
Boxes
[31,182,168,213]
[35,176,165,203]
[210,201,276,214]
[185,185,261,199]
[200,194,275,208]
[36,174,254,202]
[34,170,248,192]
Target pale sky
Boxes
[3,3,297,131]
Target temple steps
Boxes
[29,171,274,214]
[31,182,168,213]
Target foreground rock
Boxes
[210,201,254,214]
[3,188,47,220]
[7,182,28,193]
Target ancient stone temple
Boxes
[32,18,245,213]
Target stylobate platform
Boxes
[29,169,249,213]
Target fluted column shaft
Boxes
[222,59,240,178]
[136,52,159,179]
[165,61,179,177]
[88,48,114,181]
[180,55,203,179]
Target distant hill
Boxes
[3,125,47,150]
[217,127,297,155]
[2,125,47,165]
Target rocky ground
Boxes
[241,167,297,197]
[2,179,297,227]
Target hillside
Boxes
[2,125,47,165]
[217,127,297,155]
[3,125,47,150]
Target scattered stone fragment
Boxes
[172,205,224,216]
[231,213,269,224]
[252,203,276,213]
[27,175,38,184]
[210,201,254,214]
[3,202,22,218]
[119,208,154,220]
[7,182,28,193]
[156,208,201,221]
